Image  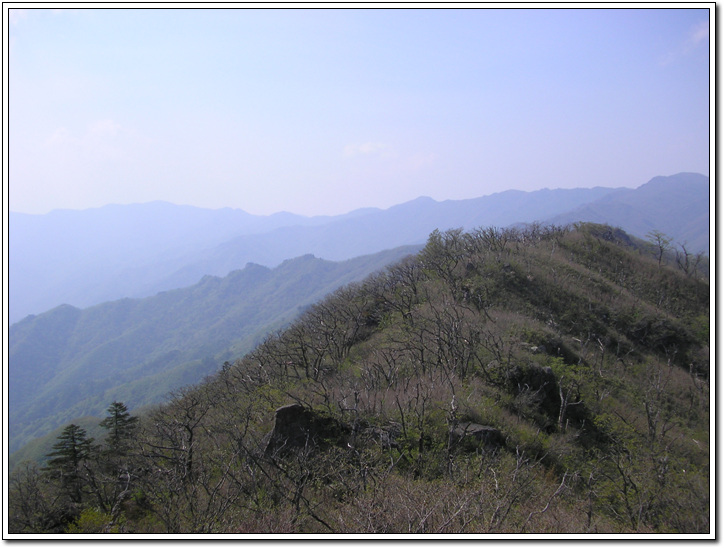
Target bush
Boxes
[65,508,123,534]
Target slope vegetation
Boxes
[9,223,709,534]
[9,246,418,454]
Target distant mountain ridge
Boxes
[545,172,709,253]
[9,173,709,323]
[8,245,420,454]
[144,186,621,295]
[8,201,344,324]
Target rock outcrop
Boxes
[356,423,401,450]
[264,404,351,456]
[450,422,505,452]
[507,364,561,423]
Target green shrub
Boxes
[65,508,123,534]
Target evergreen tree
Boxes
[96,401,139,519]
[44,424,95,504]
[99,401,138,455]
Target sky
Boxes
[7,6,711,217]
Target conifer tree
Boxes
[99,401,138,455]
[95,401,139,519]
[44,424,95,504]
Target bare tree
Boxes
[647,230,672,267]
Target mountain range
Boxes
[8,172,710,458]
[547,172,709,252]
[10,172,709,324]
[8,222,710,534]
[8,246,419,454]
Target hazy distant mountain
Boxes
[143,186,621,294]
[8,245,419,454]
[8,201,357,324]
[9,174,709,324]
[545,173,709,253]
[11,186,616,323]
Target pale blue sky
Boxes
[8,7,711,216]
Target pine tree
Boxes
[99,401,138,455]
[96,401,139,520]
[44,424,95,504]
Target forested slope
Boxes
[9,223,710,535]
[9,245,419,455]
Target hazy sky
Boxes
[8,7,711,216]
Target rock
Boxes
[450,422,505,451]
[264,403,351,456]
[357,423,401,450]
[507,364,561,420]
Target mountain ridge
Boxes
[10,173,708,324]
[8,245,420,454]
[8,222,709,534]
[546,172,709,253]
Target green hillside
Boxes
[9,246,419,455]
[8,224,710,535]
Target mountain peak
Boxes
[638,172,709,191]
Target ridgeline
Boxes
[9,223,710,534]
